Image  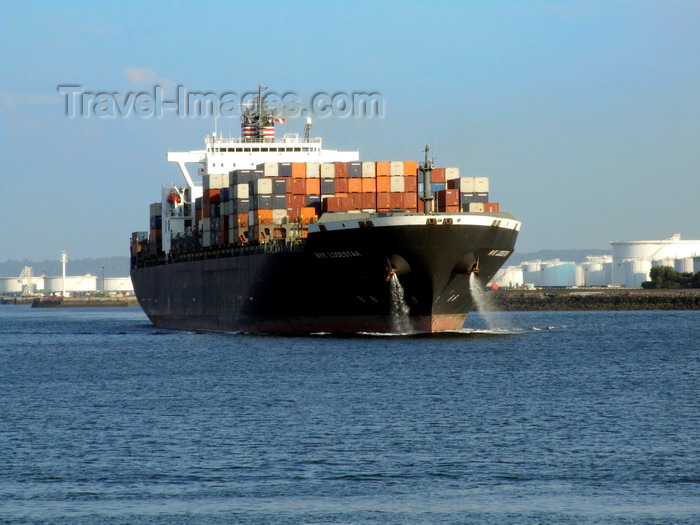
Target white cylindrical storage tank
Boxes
[44,275,98,293]
[103,277,134,293]
[622,260,652,288]
[0,278,23,294]
[522,262,542,286]
[674,257,694,274]
[575,264,585,287]
[582,261,607,286]
[493,266,523,288]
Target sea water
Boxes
[1,305,698,524]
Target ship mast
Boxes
[419,145,434,214]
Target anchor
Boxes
[469,257,480,276]
[385,258,398,281]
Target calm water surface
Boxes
[1,305,698,524]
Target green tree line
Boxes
[642,266,700,289]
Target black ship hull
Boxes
[131,215,519,333]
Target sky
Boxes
[1,0,699,261]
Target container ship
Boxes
[130,89,521,333]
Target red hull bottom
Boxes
[149,313,469,335]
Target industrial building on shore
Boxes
[0,272,133,297]
[494,234,700,289]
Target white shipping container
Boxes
[207,173,225,189]
[445,167,460,180]
[390,161,404,176]
[475,177,490,193]
[469,202,484,212]
[321,163,335,178]
[252,178,272,195]
[264,162,278,177]
[272,209,287,222]
[362,161,376,178]
[459,177,475,193]
[306,162,320,178]
[390,176,405,193]
[233,183,249,199]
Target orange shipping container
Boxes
[484,202,500,213]
[376,161,391,176]
[361,178,376,193]
[305,178,320,195]
[292,162,306,178]
[300,206,317,220]
[348,178,363,193]
[403,161,418,176]
[376,176,391,193]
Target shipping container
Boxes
[232,199,250,214]
[404,176,417,193]
[431,168,446,183]
[150,202,162,217]
[483,202,500,213]
[251,178,272,195]
[306,162,320,178]
[475,177,490,193]
[321,163,335,178]
[272,194,287,209]
[376,176,391,193]
[362,161,376,178]
[278,162,292,177]
[468,202,485,212]
[334,162,348,178]
[271,178,286,195]
[445,167,460,180]
[361,178,377,193]
[376,192,391,211]
[233,183,249,199]
[321,178,335,194]
[263,162,278,178]
[334,177,349,193]
[348,178,363,193]
[288,178,306,195]
[390,161,404,176]
[376,161,391,176]
[390,176,405,193]
[403,161,418,176]
[251,195,272,210]
[292,162,306,179]
[348,162,362,178]
[305,178,320,195]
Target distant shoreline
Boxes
[480,288,700,311]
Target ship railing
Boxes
[204,136,322,145]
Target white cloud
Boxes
[124,67,159,84]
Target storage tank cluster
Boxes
[0,273,134,296]
[492,234,700,289]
